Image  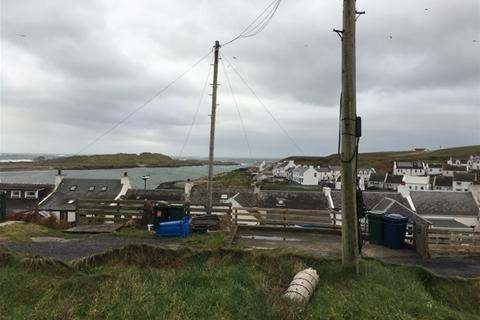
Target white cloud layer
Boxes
[1,0,479,158]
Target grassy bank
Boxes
[0,245,479,320]
[285,145,480,173]
[0,152,239,171]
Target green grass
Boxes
[0,246,479,320]
[0,223,65,242]
[0,152,239,170]
[213,170,251,187]
[285,145,480,172]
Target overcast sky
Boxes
[1,0,479,159]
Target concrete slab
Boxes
[234,229,342,257]
[362,242,420,259]
[0,221,24,228]
[64,224,123,233]
[31,237,71,243]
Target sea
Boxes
[0,153,269,189]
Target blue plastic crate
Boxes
[155,216,189,238]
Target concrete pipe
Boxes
[283,268,319,303]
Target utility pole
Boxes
[207,40,220,214]
[340,0,359,269]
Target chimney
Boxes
[54,169,65,188]
[121,172,131,189]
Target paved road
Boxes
[3,231,480,278]
[3,237,180,261]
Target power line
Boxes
[178,57,213,158]
[220,58,254,161]
[221,52,305,155]
[222,0,282,46]
[73,50,212,155]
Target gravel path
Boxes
[3,237,181,261]
[380,256,480,278]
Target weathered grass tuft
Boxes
[1,245,479,319]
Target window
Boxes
[88,186,95,192]
[10,191,21,199]
[409,186,412,190]
[25,191,37,199]
[70,185,77,191]
[456,182,461,186]
[420,186,424,190]
[314,173,317,178]
[67,199,75,204]
[101,186,108,192]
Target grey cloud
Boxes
[1,0,478,158]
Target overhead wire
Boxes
[221,52,305,155]
[73,50,213,156]
[220,58,254,161]
[222,0,282,46]
[178,57,213,158]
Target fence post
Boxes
[234,208,238,225]
[283,211,286,241]
[74,201,79,224]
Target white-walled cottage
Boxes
[393,161,425,176]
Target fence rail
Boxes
[427,229,480,257]
[75,199,232,224]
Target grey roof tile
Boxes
[410,191,479,216]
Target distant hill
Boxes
[0,152,238,171]
[283,145,480,173]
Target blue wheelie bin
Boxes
[383,213,408,249]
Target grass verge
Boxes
[0,245,479,320]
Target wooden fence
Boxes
[427,228,480,257]
[232,207,339,230]
[76,199,145,224]
[75,199,231,224]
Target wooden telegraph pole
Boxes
[340,0,359,269]
[207,40,221,214]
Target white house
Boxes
[442,164,467,177]
[431,176,453,191]
[357,168,375,182]
[316,167,331,182]
[272,160,296,178]
[384,174,403,190]
[367,173,386,189]
[409,191,479,228]
[447,157,469,169]
[468,155,480,171]
[453,173,476,192]
[426,163,443,175]
[402,175,430,191]
[292,166,319,185]
[393,161,425,176]
[39,170,130,223]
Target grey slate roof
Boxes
[331,190,409,210]
[257,190,329,209]
[434,176,453,187]
[0,183,54,215]
[39,178,123,211]
[427,163,443,168]
[385,174,403,184]
[190,186,249,204]
[426,218,470,229]
[369,173,386,183]
[453,172,476,182]
[396,161,423,169]
[410,191,479,217]
[125,189,184,201]
[233,192,257,207]
[442,164,467,172]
